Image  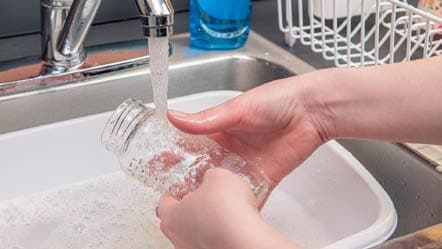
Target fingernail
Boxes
[169,110,187,119]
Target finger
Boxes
[167,98,243,135]
[157,195,179,220]
[201,167,233,184]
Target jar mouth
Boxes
[101,99,154,153]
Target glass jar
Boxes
[101,99,269,203]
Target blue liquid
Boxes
[190,0,252,50]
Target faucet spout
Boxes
[136,0,174,37]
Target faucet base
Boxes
[0,39,177,95]
[41,50,86,75]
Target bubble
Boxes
[72,223,86,233]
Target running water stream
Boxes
[148,37,170,119]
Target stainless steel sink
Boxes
[0,31,441,239]
[0,32,310,134]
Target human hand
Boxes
[157,168,299,249]
[168,77,330,190]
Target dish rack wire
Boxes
[278,0,442,67]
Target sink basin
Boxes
[0,90,396,249]
[0,31,440,242]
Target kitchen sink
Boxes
[0,91,396,249]
[0,31,441,240]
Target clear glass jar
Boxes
[101,99,269,203]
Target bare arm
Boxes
[305,56,442,144]
[160,56,442,249]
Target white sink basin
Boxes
[0,91,396,249]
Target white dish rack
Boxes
[278,0,442,67]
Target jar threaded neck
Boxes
[101,99,154,153]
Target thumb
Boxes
[167,98,243,135]
[157,195,179,220]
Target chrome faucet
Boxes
[0,0,174,94]
[41,0,174,74]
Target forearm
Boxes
[303,56,442,144]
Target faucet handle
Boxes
[41,0,102,74]
[58,0,102,57]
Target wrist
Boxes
[296,68,342,142]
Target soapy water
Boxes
[0,173,173,249]
[148,37,170,119]
[0,171,326,249]
[0,173,299,249]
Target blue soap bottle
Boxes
[190,0,252,49]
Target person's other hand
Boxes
[168,77,331,191]
[157,168,298,249]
